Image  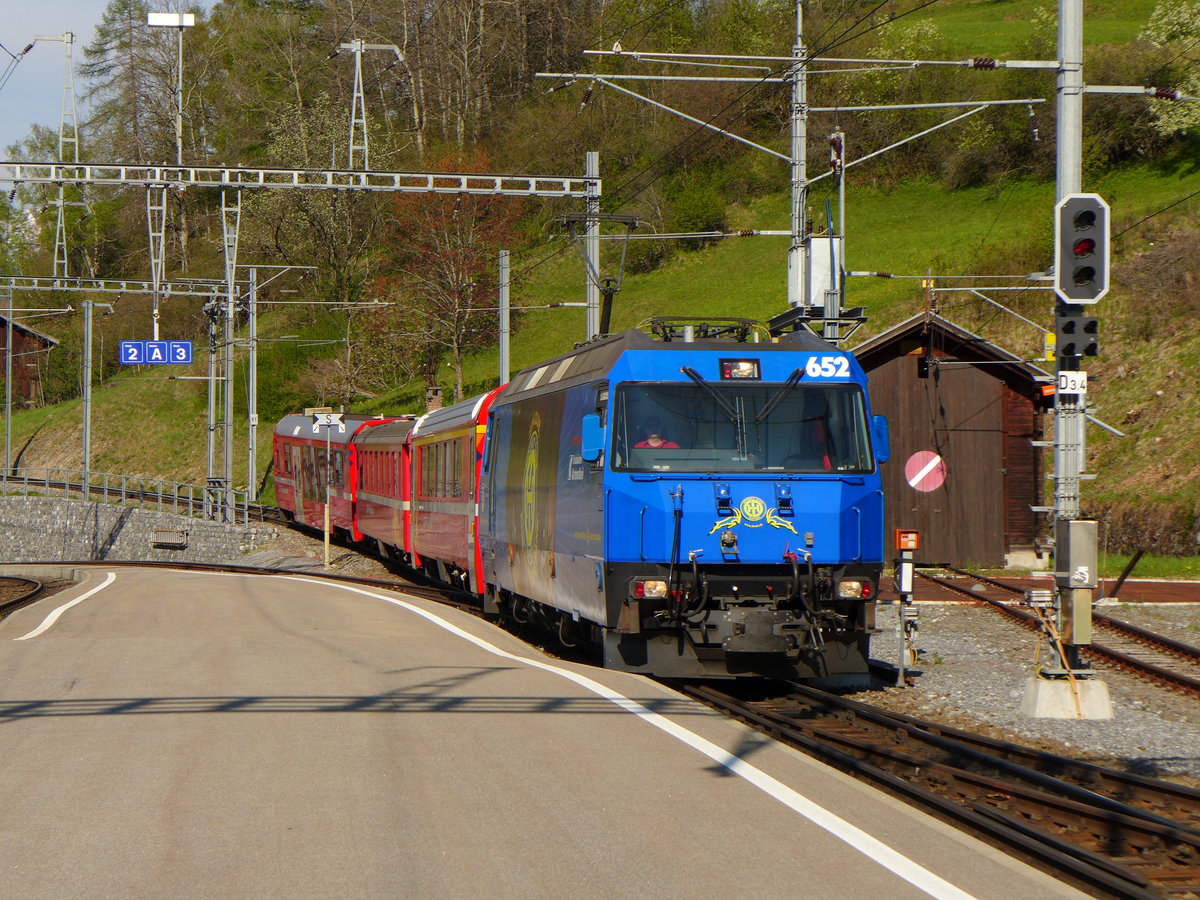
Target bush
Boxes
[668,182,726,244]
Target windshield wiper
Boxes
[681,366,740,421]
[754,368,802,423]
[682,365,751,458]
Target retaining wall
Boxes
[0,497,279,564]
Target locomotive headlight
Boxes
[837,579,872,599]
[633,579,668,599]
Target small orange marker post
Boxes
[893,529,920,686]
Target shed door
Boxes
[873,357,1007,567]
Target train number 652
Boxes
[805,355,851,378]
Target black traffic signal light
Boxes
[1054,194,1110,304]
[1056,313,1099,359]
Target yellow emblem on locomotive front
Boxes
[740,496,766,522]
[709,495,797,535]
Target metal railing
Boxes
[0,468,249,524]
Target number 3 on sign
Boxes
[1057,371,1088,395]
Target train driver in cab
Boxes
[634,417,680,449]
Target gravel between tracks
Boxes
[237,530,1200,785]
[858,599,1200,786]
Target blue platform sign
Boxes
[120,340,193,365]
[169,341,193,364]
[120,341,146,364]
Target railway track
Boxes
[0,576,46,617]
[916,567,1200,696]
[676,679,1200,900]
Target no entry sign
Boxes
[905,451,946,492]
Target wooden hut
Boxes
[853,313,1052,569]
[0,314,58,407]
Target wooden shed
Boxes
[0,314,58,407]
[853,313,1051,569]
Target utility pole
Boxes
[3,292,10,475]
[340,40,403,169]
[146,14,194,342]
[247,267,258,498]
[498,250,510,384]
[79,300,113,492]
[585,152,601,338]
[221,190,241,521]
[789,3,808,311]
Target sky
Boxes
[0,1,211,158]
[1,2,110,156]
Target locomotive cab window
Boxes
[612,381,874,473]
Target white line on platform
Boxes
[282,575,977,900]
[13,571,118,641]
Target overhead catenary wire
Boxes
[511,0,947,290]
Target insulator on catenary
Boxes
[972,58,997,69]
[1153,87,1180,101]
[579,87,593,110]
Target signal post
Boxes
[1023,193,1113,718]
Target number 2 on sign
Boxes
[805,356,850,378]
[1057,371,1088,395]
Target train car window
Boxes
[418,445,429,499]
[332,450,344,489]
[613,382,873,474]
[301,446,317,501]
[457,436,467,498]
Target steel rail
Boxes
[916,569,1200,696]
[675,681,1197,899]
[778,681,1200,832]
[0,576,44,616]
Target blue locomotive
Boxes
[478,318,890,682]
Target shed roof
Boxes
[0,314,60,349]
[852,312,1050,393]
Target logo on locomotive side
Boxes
[522,413,541,548]
[708,495,798,535]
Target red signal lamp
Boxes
[1073,237,1096,257]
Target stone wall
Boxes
[0,497,279,564]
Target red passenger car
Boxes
[406,387,505,593]
[353,416,418,556]
[272,414,392,538]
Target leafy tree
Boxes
[375,150,523,400]
[1141,0,1200,135]
[82,0,173,163]
[241,95,385,305]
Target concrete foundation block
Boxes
[1020,676,1113,719]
